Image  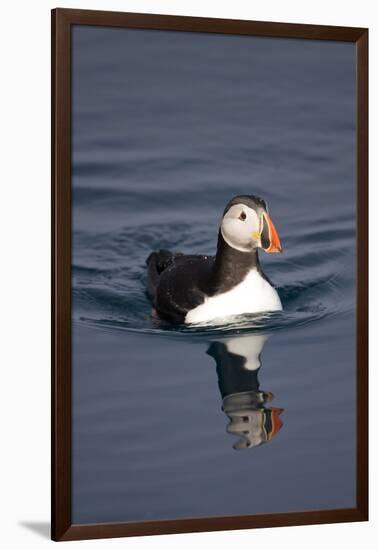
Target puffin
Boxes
[146,194,282,324]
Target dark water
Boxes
[71,26,356,524]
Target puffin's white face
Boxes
[220,201,282,254]
[221,204,261,252]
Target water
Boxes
[71,26,356,524]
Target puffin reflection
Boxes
[207,334,283,450]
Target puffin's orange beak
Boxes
[262,212,282,253]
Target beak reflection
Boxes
[207,334,284,450]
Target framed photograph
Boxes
[52,8,368,542]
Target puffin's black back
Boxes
[146,250,214,322]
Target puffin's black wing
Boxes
[146,249,179,300]
[146,249,214,322]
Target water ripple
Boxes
[72,215,355,339]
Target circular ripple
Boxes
[72,218,355,340]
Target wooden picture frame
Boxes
[51,8,368,542]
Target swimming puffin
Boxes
[146,195,282,324]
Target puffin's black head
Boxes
[220,194,282,254]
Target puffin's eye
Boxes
[239,211,247,221]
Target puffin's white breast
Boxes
[185,269,282,324]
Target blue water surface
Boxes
[71,26,356,524]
